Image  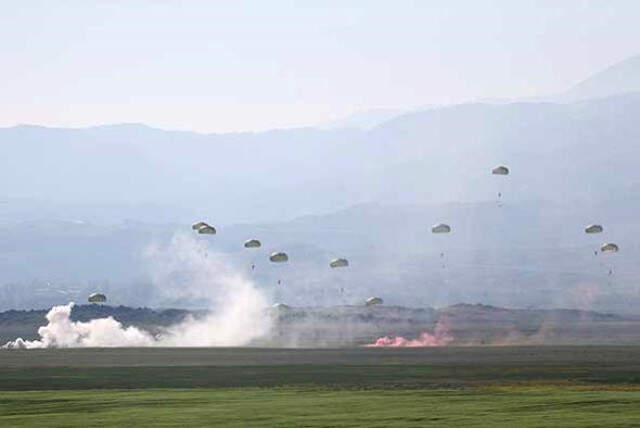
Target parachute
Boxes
[492,165,510,175]
[272,303,291,311]
[600,243,619,279]
[244,239,262,271]
[585,225,604,258]
[365,297,383,306]
[269,252,289,287]
[88,293,107,304]
[601,243,619,253]
[492,165,510,204]
[329,258,349,268]
[269,252,289,263]
[432,223,452,269]
[431,223,451,234]
[244,239,262,249]
[197,225,216,235]
[191,221,208,230]
[192,221,216,234]
[585,224,604,234]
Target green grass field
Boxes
[3,387,640,427]
[1,347,640,426]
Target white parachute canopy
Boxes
[269,252,289,263]
[191,221,209,230]
[431,223,451,234]
[88,293,107,304]
[585,224,604,234]
[197,225,216,235]
[492,165,510,175]
[365,296,383,306]
[272,303,291,311]
[244,239,262,249]
[601,243,619,253]
[329,258,349,268]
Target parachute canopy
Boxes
[492,165,510,175]
[431,223,451,234]
[244,239,262,249]
[585,224,604,234]
[192,221,208,230]
[329,258,349,268]
[197,225,216,235]
[269,252,289,263]
[88,293,107,304]
[272,303,291,311]
[601,243,619,253]
[365,296,383,306]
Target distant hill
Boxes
[562,54,640,101]
[0,304,194,345]
[3,92,640,226]
[1,303,636,347]
[3,57,640,314]
[318,108,407,130]
[3,193,640,313]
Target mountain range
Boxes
[1,54,640,312]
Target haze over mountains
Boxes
[2,303,635,347]
[1,55,640,312]
[562,54,640,101]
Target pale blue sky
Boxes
[1,0,639,132]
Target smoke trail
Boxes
[4,233,273,348]
[365,319,453,347]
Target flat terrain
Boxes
[1,346,640,426]
[3,387,640,427]
[2,346,640,389]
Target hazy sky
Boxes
[1,0,639,132]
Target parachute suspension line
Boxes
[269,251,289,291]
[329,258,349,303]
[492,165,509,207]
[243,239,262,274]
[431,223,451,274]
[600,242,619,287]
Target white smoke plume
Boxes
[145,233,273,346]
[4,233,273,348]
[4,302,154,349]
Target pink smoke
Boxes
[366,320,453,347]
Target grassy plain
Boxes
[1,346,640,426]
